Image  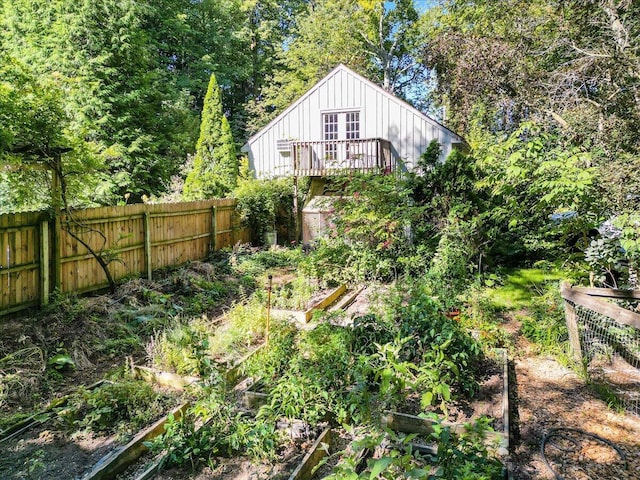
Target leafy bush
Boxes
[233,177,296,245]
[62,379,171,435]
[325,419,502,479]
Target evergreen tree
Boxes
[183,73,238,200]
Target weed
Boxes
[60,379,173,436]
[428,415,504,479]
[270,276,316,310]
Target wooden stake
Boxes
[266,274,273,346]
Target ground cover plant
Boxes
[143,275,502,478]
[147,296,267,377]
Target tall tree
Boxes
[183,74,238,200]
[246,0,429,133]
[0,54,102,213]
[0,0,259,207]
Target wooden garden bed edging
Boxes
[272,284,347,323]
[288,427,332,480]
[82,403,188,480]
[131,343,265,393]
[242,378,270,409]
[380,348,509,459]
[0,379,109,444]
[330,286,364,312]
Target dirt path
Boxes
[507,319,640,479]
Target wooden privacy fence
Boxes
[0,200,250,316]
[561,282,640,415]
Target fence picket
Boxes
[0,200,249,316]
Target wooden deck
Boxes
[291,138,393,177]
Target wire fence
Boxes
[562,284,640,416]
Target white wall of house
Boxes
[242,64,465,178]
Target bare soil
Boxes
[507,316,640,480]
[0,422,118,480]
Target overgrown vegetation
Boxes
[148,277,497,477]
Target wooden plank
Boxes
[288,428,332,480]
[497,348,510,457]
[8,223,17,307]
[304,284,347,322]
[60,243,144,264]
[571,285,640,300]
[332,286,364,311]
[561,282,640,329]
[0,262,39,275]
[0,301,39,316]
[381,411,503,444]
[242,390,270,409]
[211,206,217,252]
[53,210,62,292]
[149,208,211,218]
[82,403,188,480]
[225,344,265,386]
[144,212,152,280]
[0,225,38,233]
[61,214,145,226]
[151,232,210,248]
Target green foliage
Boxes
[270,276,316,310]
[233,176,296,245]
[47,351,75,372]
[183,73,238,200]
[325,419,502,479]
[0,53,104,213]
[149,294,268,378]
[148,389,282,470]
[472,122,599,262]
[62,379,172,435]
[301,172,431,283]
[429,415,504,479]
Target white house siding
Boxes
[242,65,464,178]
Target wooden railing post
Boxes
[144,211,152,281]
[39,220,50,306]
[561,282,584,365]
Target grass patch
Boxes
[484,267,566,310]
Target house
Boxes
[241,64,466,179]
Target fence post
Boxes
[211,206,217,252]
[144,211,152,281]
[39,220,50,306]
[561,282,583,365]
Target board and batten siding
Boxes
[243,64,464,178]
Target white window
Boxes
[323,113,339,160]
[345,112,360,140]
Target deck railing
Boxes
[291,138,393,176]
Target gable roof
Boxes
[242,64,463,149]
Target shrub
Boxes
[233,177,296,245]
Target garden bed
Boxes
[386,349,508,445]
[271,284,347,323]
[134,424,331,480]
[0,379,181,480]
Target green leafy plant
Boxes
[428,415,503,479]
[61,379,172,435]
